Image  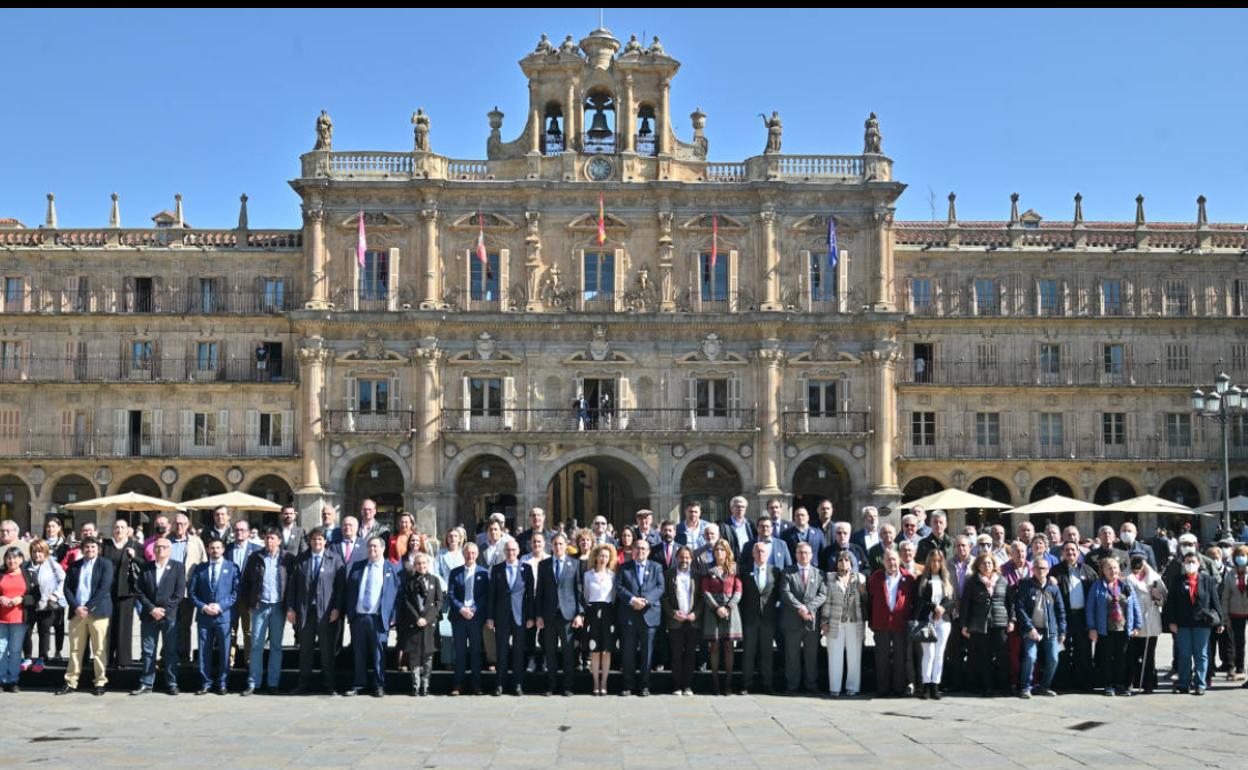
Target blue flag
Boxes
[827,216,838,272]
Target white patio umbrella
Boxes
[179,491,283,512]
[1003,494,1108,516]
[898,488,1013,511]
[1193,495,1248,515]
[63,491,184,512]
[1100,494,1203,516]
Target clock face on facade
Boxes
[586,155,613,181]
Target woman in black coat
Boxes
[1162,550,1225,696]
[399,551,444,696]
[959,551,1013,697]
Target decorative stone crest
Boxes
[588,325,611,361]
[474,332,498,360]
[812,333,836,361]
[700,333,723,361]
[226,467,244,485]
[361,330,385,360]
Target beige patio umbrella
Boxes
[898,488,1013,511]
[1003,494,1108,516]
[63,491,184,512]
[1193,495,1248,515]
[179,490,283,512]
[1100,494,1203,516]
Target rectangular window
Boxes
[196,342,219,371]
[976,343,998,379]
[259,413,282,447]
[359,250,389,301]
[695,379,729,417]
[1102,279,1123,316]
[912,343,933,384]
[911,412,936,446]
[1103,344,1125,383]
[910,278,932,314]
[0,341,20,370]
[1103,413,1126,446]
[262,278,286,311]
[3,277,23,309]
[1039,343,1062,383]
[1039,279,1061,316]
[1233,279,1246,317]
[1232,414,1248,450]
[1165,280,1189,316]
[1039,413,1064,452]
[582,252,615,303]
[1165,343,1190,384]
[976,413,1000,448]
[198,278,218,313]
[699,253,729,303]
[1167,413,1192,448]
[131,341,154,370]
[975,278,998,316]
[357,379,389,414]
[193,413,217,447]
[810,252,838,302]
[469,252,499,301]
[469,378,503,417]
[0,410,20,454]
[807,380,837,417]
[1232,343,1248,373]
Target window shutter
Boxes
[152,338,162,379]
[346,372,357,411]
[573,249,584,310]
[253,276,265,313]
[218,409,229,450]
[728,249,739,311]
[841,377,853,413]
[503,376,516,429]
[612,248,626,311]
[461,375,472,430]
[281,410,294,453]
[246,409,260,453]
[123,277,135,312]
[1123,278,1135,316]
[186,277,198,312]
[1034,279,1042,316]
[692,255,702,311]
[113,409,128,456]
[798,250,811,311]
[350,250,361,310]
[388,247,401,310]
[151,276,164,312]
[463,249,473,306]
[497,248,510,310]
[685,376,697,429]
[151,409,163,455]
[20,277,31,312]
[618,375,633,410]
[836,248,849,313]
[389,373,401,410]
[180,409,193,455]
[63,275,78,313]
[728,376,742,416]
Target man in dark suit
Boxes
[536,533,583,696]
[649,520,680,571]
[57,537,115,696]
[202,506,233,546]
[130,537,186,695]
[850,505,881,554]
[224,520,261,669]
[285,527,344,695]
[617,539,664,696]
[741,517,792,576]
[333,516,367,566]
[487,539,534,696]
[740,541,783,694]
[516,506,556,554]
[188,537,241,695]
[661,545,702,696]
[782,507,825,565]
[779,542,826,695]
[240,528,292,695]
[319,505,341,546]
[448,542,490,695]
[343,536,400,697]
[278,505,308,557]
[820,520,869,573]
[765,498,794,539]
[1052,541,1097,690]
[721,496,756,560]
[916,511,955,564]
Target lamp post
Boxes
[1191,371,1245,537]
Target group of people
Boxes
[0,496,1246,701]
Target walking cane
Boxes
[1138,634,1153,691]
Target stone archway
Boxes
[1028,476,1077,528]
[967,476,1012,528]
[0,475,33,534]
[455,455,519,533]
[901,476,945,503]
[180,474,227,502]
[791,455,853,524]
[544,454,653,532]
[1093,477,1138,529]
[678,454,742,524]
[343,454,407,531]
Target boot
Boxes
[930,683,941,701]
[421,659,433,696]
[410,668,421,697]
[918,682,929,700]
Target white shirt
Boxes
[154,560,169,587]
[675,570,693,615]
[462,565,477,608]
[885,572,901,611]
[930,579,944,607]
[583,570,616,603]
[1066,571,1086,610]
[862,530,880,552]
[729,518,751,553]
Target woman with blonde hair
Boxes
[434,527,466,667]
[583,543,618,695]
[916,548,956,699]
[702,539,742,695]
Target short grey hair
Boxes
[729,495,748,508]
[834,521,851,534]
[861,506,878,518]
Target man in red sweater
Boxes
[867,549,917,697]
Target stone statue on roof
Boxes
[559,35,578,55]
[314,110,333,151]
[535,33,555,54]
[864,112,882,154]
[761,111,782,155]
[648,36,665,56]
[623,34,643,55]
[412,107,431,153]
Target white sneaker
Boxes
[682,688,693,697]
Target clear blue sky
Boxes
[2,9,1246,229]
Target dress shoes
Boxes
[130,686,153,696]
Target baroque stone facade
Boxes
[0,28,1243,539]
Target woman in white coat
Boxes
[1124,553,1166,693]
[821,549,867,696]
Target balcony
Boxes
[898,360,1231,389]
[0,356,297,385]
[0,228,301,250]
[898,436,1223,463]
[0,432,296,459]
[326,410,414,434]
[782,411,871,436]
[440,408,757,434]
[0,288,303,316]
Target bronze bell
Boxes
[586,108,612,140]
[638,116,652,137]
[546,116,562,137]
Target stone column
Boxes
[411,341,443,535]
[566,79,579,153]
[419,207,440,310]
[872,210,896,311]
[658,78,672,156]
[528,81,541,155]
[657,211,676,311]
[304,207,329,309]
[759,209,782,311]
[869,344,901,505]
[756,343,785,497]
[524,211,544,312]
[296,337,328,522]
[622,74,635,153]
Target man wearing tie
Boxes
[447,542,489,695]
[334,516,366,566]
[319,505,341,545]
[488,539,534,696]
[649,521,679,571]
[224,520,260,668]
[780,542,827,695]
[782,507,826,565]
[278,505,308,557]
[740,541,782,694]
[765,498,793,539]
[286,527,344,695]
[189,537,240,695]
[57,537,114,696]
[130,538,186,696]
[241,528,291,696]
[741,517,792,577]
[617,539,664,696]
[536,533,583,696]
[344,536,399,697]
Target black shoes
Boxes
[54,685,75,696]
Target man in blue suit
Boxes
[224,520,261,669]
[189,537,241,695]
[448,541,490,695]
[487,539,534,696]
[782,506,826,564]
[343,536,399,697]
[618,539,664,696]
[740,517,792,576]
[537,533,584,696]
[57,537,115,696]
[332,516,367,566]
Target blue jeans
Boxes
[1174,626,1212,690]
[1020,631,1059,691]
[249,602,285,688]
[0,622,28,684]
[138,615,178,689]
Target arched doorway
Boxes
[0,475,32,535]
[1029,477,1076,528]
[548,455,652,532]
[1158,477,1201,536]
[792,456,852,523]
[902,477,945,503]
[248,475,294,529]
[1093,477,1138,529]
[456,456,518,534]
[50,475,96,534]
[181,475,226,501]
[344,454,405,532]
[1231,476,1248,497]
[115,474,162,529]
[678,455,741,524]
[967,476,1011,528]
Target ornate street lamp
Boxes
[1192,372,1246,537]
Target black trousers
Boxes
[1230,616,1247,674]
[943,620,969,690]
[109,596,137,667]
[177,597,196,663]
[740,620,777,691]
[541,615,577,692]
[620,622,657,690]
[1128,634,1159,692]
[297,617,339,690]
[1059,613,1095,690]
[493,617,527,691]
[1094,630,1131,691]
[25,606,63,660]
[874,630,908,696]
[668,622,699,692]
[968,628,1009,694]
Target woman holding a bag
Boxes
[915,549,956,700]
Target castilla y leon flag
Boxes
[356,209,367,268]
[597,192,606,245]
[476,209,488,265]
[711,214,719,271]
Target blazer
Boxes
[170,536,207,580]
[240,549,292,610]
[738,563,782,627]
[849,527,880,554]
[866,541,898,573]
[1085,578,1143,636]
[821,571,867,639]
[537,555,583,622]
[280,524,308,557]
[516,528,556,555]
[224,541,261,574]
[487,561,534,627]
[132,560,187,619]
[284,549,345,629]
[344,559,400,626]
[64,557,115,618]
[99,538,145,599]
[649,539,681,572]
[779,564,827,632]
[331,535,368,567]
[915,573,957,624]
[720,517,755,558]
[739,538,792,576]
[819,541,868,574]
[674,520,707,549]
[397,569,443,647]
[1014,578,1067,638]
[447,564,490,626]
[916,533,956,565]
[782,526,825,565]
[616,558,664,628]
[1163,571,1225,629]
[661,567,705,630]
[188,560,240,626]
[866,569,917,633]
[1051,561,1097,621]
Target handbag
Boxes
[908,619,936,643]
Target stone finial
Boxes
[237,194,250,231]
[1009,192,1020,224]
[44,193,57,229]
[1197,195,1208,227]
[946,192,957,224]
[109,192,121,228]
[1135,194,1146,226]
[1134,194,1149,249]
[174,193,184,228]
[1073,193,1084,225]
[1197,195,1212,250]
[487,105,504,132]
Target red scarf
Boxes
[1107,579,1123,624]
[1188,573,1200,604]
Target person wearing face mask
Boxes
[1163,534,1222,585]
[1221,544,1248,685]
[1124,555,1166,694]
[1163,551,1226,696]
[1117,522,1157,571]
[1086,556,1143,697]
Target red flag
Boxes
[476,210,487,265]
[597,192,606,245]
[710,214,719,271]
[356,210,367,268]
